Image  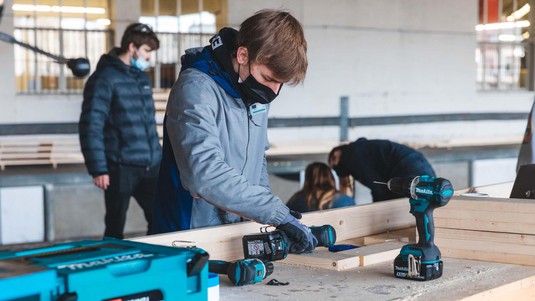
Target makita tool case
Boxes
[0,239,209,301]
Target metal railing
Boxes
[150,32,213,89]
[13,28,213,94]
[14,27,113,95]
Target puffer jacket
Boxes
[79,48,161,176]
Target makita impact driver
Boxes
[376,175,453,281]
[209,222,336,286]
[242,224,337,262]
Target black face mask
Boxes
[237,64,282,105]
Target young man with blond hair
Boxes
[152,10,316,253]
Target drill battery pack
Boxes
[0,238,209,301]
[393,254,443,281]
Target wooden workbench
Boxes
[132,182,535,300]
[219,258,535,300]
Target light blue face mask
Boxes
[130,50,150,71]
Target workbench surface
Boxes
[219,258,535,300]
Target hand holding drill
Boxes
[276,210,318,254]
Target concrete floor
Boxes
[219,258,535,300]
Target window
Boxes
[12,0,111,94]
[140,0,217,89]
[476,0,530,90]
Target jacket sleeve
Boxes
[259,154,271,191]
[166,72,289,226]
[79,74,113,176]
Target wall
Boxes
[0,0,533,143]
[228,0,534,144]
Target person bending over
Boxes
[329,137,436,202]
[152,10,316,254]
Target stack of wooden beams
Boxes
[434,195,535,266]
[132,198,415,264]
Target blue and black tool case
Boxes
[0,238,209,301]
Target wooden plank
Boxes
[338,241,404,266]
[461,275,535,301]
[437,228,535,246]
[435,228,535,266]
[285,250,360,271]
[455,182,513,199]
[435,196,535,235]
[363,232,409,245]
[438,196,535,213]
[0,135,83,168]
[131,198,414,261]
[441,248,535,267]
[284,241,404,271]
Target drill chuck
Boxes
[311,225,337,248]
[387,175,453,208]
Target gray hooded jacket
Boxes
[165,55,290,228]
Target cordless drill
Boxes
[210,224,336,286]
[209,259,274,286]
[242,224,337,261]
[376,175,453,281]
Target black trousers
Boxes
[104,163,160,239]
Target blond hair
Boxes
[302,162,339,210]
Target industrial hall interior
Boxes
[2,0,535,300]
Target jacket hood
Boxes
[180,28,241,99]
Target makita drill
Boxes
[210,223,336,286]
[242,224,337,262]
[376,175,453,281]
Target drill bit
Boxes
[373,181,387,185]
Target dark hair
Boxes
[237,9,307,85]
[302,162,338,210]
[119,23,159,54]
[328,146,343,164]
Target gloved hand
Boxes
[276,211,318,254]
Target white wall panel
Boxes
[0,186,45,245]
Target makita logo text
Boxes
[395,266,409,271]
[126,298,149,301]
[57,253,154,270]
[415,187,433,195]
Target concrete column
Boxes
[111,0,142,47]
[0,0,17,123]
[528,0,535,91]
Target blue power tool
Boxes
[209,258,274,286]
[376,175,453,281]
[0,239,209,300]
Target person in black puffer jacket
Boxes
[79,23,161,239]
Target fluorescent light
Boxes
[12,4,51,12]
[498,34,523,42]
[476,20,530,31]
[506,4,530,22]
[12,4,105,14]
[96,19,111,26]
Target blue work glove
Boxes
[276,211,318,254]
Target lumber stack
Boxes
[0,135,83,170]
[434,195,535,266]
[132,198,414,262]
